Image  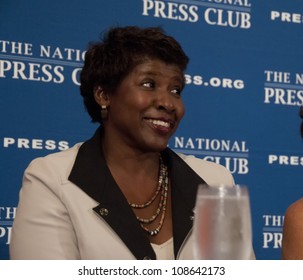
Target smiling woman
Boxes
[93,59,185,153]
[9,26,247,260]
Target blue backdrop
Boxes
[1,0,302,260]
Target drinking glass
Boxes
[192,184,252,259]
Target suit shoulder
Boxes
[177,153,235,186]
[25,143,82,180]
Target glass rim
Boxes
[197,183,249,197]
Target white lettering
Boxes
[0,41,33,55]
[0,207,16,219]
[185,74,244,89]
[0,227,12,245]
[40,45,85,61]
[2,137,70,150]
[3,138,15,147]
[174,137,248,152]
[264,70,291,83]
[203,156,248,174]
[142,0,199,22]
[263,232,282,249]
[72,68,81,86]
[264,87,303,106]
[206,0,251,6]
[271,11,303,24]
[268,154,303,166]
[204,8,251,29]
[295,73,303,85]
[0,60,12,77]
[0,60,65,83]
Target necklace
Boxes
[128,156,169,236]
[128,156,164,209]
[140,172,168,236]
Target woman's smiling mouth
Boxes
[145,118,175,134]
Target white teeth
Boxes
[148,119,170,128]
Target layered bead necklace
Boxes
[129,156,169,236]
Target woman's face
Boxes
[103,59,185,153]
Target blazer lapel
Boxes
[68,127,156,260]
[163,149,207,257]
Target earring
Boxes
[101,105,108,121]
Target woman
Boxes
[282,199,303,259]
[10,26,240,259]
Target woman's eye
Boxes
[171,87,182,96]
[142,81,154,88]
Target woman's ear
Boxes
[94,86,109,106]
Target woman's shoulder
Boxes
[176,152,235,186]
[282,197,303,259]
[25,143,83,178]
[285,198,303,220]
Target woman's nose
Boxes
[155,91,176,113]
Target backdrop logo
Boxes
[185,73,245,90]
[263,214,283,249]
[264,70,303,106]
[268,154,303,167]
[0,40,84,85]
[142,0,252,29]
[3,137,69,151]
[172,136,249,174]
[271,10,303,25]
[0,207,16,245]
